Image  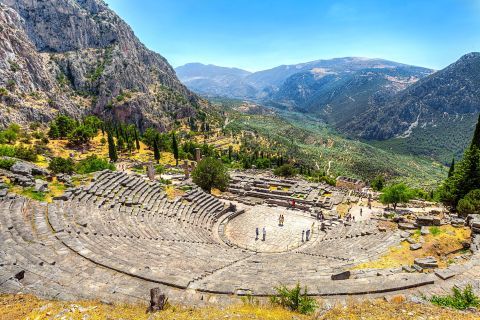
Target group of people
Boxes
[302,223,314,242]
[301,229,311,242]
[278,214,285,226]
[255,227,267,241]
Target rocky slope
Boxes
[0,0,206,130]
[332,52,480,163]
[269,65,431,127]
[342,52,480,141]
[0,4,81,126]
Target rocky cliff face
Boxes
[0,5,82,127]
[0,0,205,130]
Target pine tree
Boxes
[134,130,140,150]
[228,145,233,161]
[448,157,455,178]
[172,132,179,166]
[107,131,117,162]
[471,114,480,149]
[153,137,160,164]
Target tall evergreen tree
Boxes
[153,137,160,163]
[107,131,117,162]
[134,130,140,151]
[172,132,179,166]
[471,114,480,149]
[448,157,455,178]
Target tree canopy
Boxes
[379,183,414,210]
[191,157,230,193]
[273,164,297,178]
[457,189,480,217]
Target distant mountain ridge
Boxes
[175,58,433,126]
[177,53,480,163]
[175,57,433,102]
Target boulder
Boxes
[0,189,7,197]
[414,256,438,269]
[400,231,411,238]
[398,223,416,230]
[57,174,74,187]
[406,237,416,244]
[416,216,441,226]
[420,226,430,235]
[10,162,32,176]
[34,179,48,193]
[10,161,48,177]
[410,243,422,250]
[12,174,34,187]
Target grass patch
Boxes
[21,188,46,202]
[431,285,480,310]
[430,226,443,236]
[2,294,480,320]
[353,225,471,270]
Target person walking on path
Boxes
[262,227,266,241]
[255,227,259,240]
[302,230,305,242]
[306,229,310,241]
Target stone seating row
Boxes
[0,197,152,302]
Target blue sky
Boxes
[105,0,480,71]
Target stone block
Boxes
[435,269,457,280]
[420,226,430,235]
[414,256,438,268]
[331,270,350,280]
[410,243,422,250]
[398,223,416,230]
[416,216,441,226]
[34,179,48,193]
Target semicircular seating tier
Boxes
[1,170,478,303]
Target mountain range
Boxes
[0,0,206,130]
[176,53,480,163]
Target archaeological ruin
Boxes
[1,170,480,304]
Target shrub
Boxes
[430,285,480,310]
[75,155,115,174]
[48,157,75,174]
[191,157,230,193]
[0,158,16,170]
[155,164,165,174]
[13,145,38,162]
[0,145,16,157]
[254,157,271,169]
[270,283,317,314]
[274,164,297,178]
[457,189,480,217]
